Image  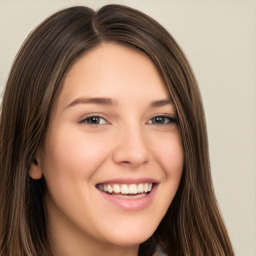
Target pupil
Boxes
[89,117,99,124]
[154,117,164,124]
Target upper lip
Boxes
[96,178,159,185]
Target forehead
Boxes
[58,42,169,106]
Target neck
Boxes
[50,237,139,256]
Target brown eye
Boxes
[80,116,108,125]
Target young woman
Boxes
[0,4,234,256]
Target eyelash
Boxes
[147,115,177,125]
[79,116,109,125]
[79,115,177,126]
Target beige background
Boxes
[0,0,255,255]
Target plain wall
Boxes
[0,0,255,255]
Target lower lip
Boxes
[97,184,158,211]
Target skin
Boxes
[30,42,184,256]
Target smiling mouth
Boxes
[96,183,154,199]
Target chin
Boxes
[101,223,156,247]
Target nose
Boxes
[112,125,150,168]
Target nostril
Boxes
[120,161,132,165]
[120,159,148,168]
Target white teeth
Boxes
[113,184,121,193]
[138,183,144,193]
[121,184,129,194]
[97,182,154,195]
[129,184,137,194]
[107,184,113,193]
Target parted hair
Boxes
[0,5,234,256]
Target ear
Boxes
[29,157,43,180]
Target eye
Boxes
[147,115,177,125]
[79,116,109,125]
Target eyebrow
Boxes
[65,97,173,109]
[149,99,173,107]
[65,97,118,109]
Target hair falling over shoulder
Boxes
[0,4,234,256]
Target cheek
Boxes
[44,127,110,179]
[152,131,184,177]
[151,131,183,212]
[41,127,112,233]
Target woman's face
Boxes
[32,42,183,254]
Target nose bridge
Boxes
[112,122,149,167]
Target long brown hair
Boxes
[0,5,234,256]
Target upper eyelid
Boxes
[147,115,177,123]
[148,113,177,120]
[79,112,109,120]
[79,115,109,125]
